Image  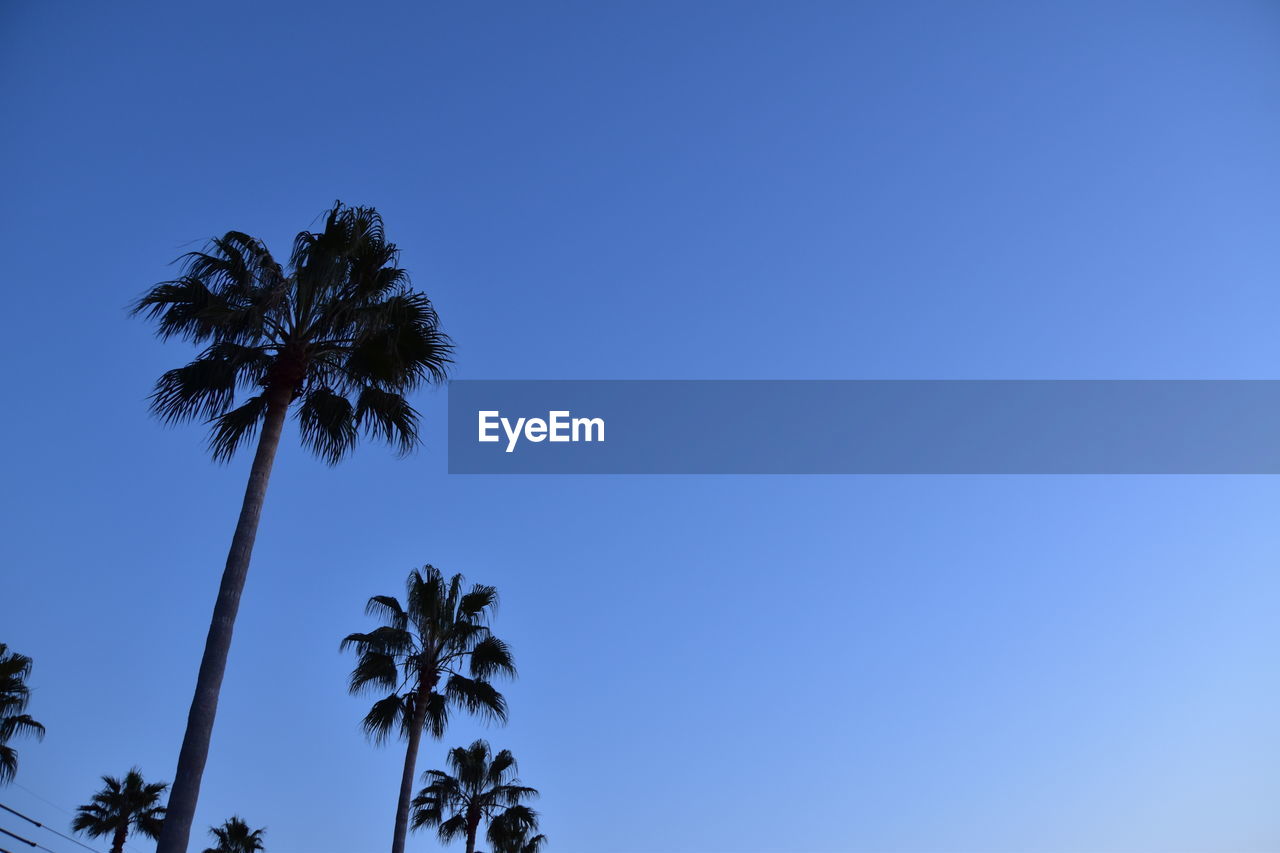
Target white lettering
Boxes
[501,417,526,453]
[479,410,605,452]
[478,411,500,442]
[548,411,571,442]
[572,416,605,442]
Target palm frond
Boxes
[444,675,508,724]
[136,809,166,841]
[131,276,242,344]
[359,694,407,745]
[133,230,284,345]
[354,387,420,456]
[363,594,407,628]
[486,750,518,786]
[341,626,414,655]
[0,713,46,742]
[421,689,451,739]
[0,645,33,682]
[296,387,357,465]
[0,744,16,785]
[341,291,453,390]
[435,813,469,843]
[458,585,499,619]
[207,394,269,462]
[344,651,400,695]
[468,636,517,680]
[149,353,241,425]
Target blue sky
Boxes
[2,2,1279,851]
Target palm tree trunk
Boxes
[465,810,481,853]
[155,388,292,853]
[110,824,127,853]
[391,688,430,853]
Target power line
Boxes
[0,805,102,853]
[0,826,36,847]
[0,824,66,853]
[8,786,136,853]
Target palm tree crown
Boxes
[72,768,167,853]
[202,816,265,853]
[133,201,452,462]
[342,566,516,740]
[342,566,516,853]
[0,643,45,785]
[412,740,540,853]
[486,805,547,853]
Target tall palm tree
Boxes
[486,806,546,853]
[0,643,45,785]
[342,567,516,853]
[410,740,538,853]
[201,817,265,853]
[72,768,167,853]
[135,202,452,853]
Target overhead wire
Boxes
[0,804,102,853]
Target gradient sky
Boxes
[2,2,1279,851]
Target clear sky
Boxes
[2,2,1279,851]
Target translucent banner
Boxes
[446,380,1280,474]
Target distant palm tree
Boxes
[0,643,45,785]
[342,567,516,853]
[72,768,167,853]
[202,816,265,853]
[134,202,452,853]
[411,740,538,853]
[486,805,546,853]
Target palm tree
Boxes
[0,644,45,785]
[134,202,452,853]
[342,567,516,853]
[201,817,265,853]
[410,740,538,853]
[486,806,546,853]
[72,768,167,853]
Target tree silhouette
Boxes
[343,567,515,853]
[0,643,45,785]
[411,740,538,853]
[72,768,167,853]
[487,805,546,853]
[201,816,265,853]
[135,202,452,853]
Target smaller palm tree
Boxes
[342,566,516,853]
[202,817,265,853]
[0,644,45,785]
[411,740,538,853]
[72,768,167,853]
[487,805,546,853]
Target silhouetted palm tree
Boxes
[343,568,515,853]
[0,643,45,785]
[411,740,538,853]
[135,202,452,853]
[486,805,546,853]
[202,816,265,853]
[72,768,167,853]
